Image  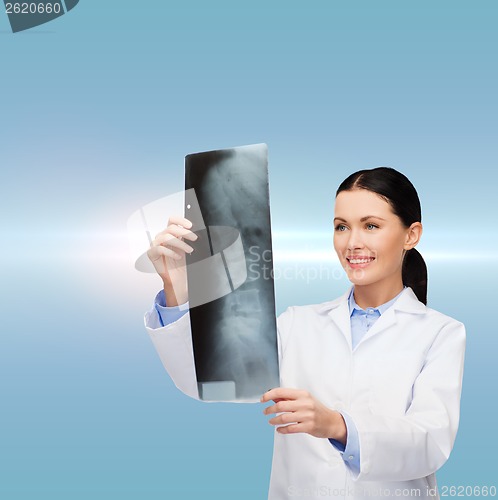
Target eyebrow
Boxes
[334,215,387,223]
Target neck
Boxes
[353,278,404,309]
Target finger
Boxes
[276,423,307,435]
[268,411,307,426]
[167,216,192,229]
[269,415,296,427]
[154,224,198,242]
[147,244,183,262]
[167,224,198,241]
[261,387,306,403]
[153,233,194,254]
[263,400,301,415]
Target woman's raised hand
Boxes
[147,216,197,306]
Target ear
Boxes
[404,222,423,250]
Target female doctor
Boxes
[144,167,466,500]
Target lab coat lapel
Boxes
[320,286,353,350]
[352,286,427,347]
[356,306,397,346]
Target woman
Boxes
[144,167,466,500]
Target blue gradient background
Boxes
[1,1,497,498]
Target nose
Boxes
[347,229,364,251]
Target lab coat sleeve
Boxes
[144,294,199,400]
[350,319,466,482]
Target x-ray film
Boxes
[184,143,279,402]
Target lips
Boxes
[347,256,375,264]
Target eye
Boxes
[366,223,378,230]
[334,224,347,232]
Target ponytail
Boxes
[402,248,428,305]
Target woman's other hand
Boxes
[261,388,347,443]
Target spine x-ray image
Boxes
[185,143,279,402]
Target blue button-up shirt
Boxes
[152,285,406,478]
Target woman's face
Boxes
[333,189,420,288]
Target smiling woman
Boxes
[143,165,466,500]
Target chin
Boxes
[345,271,377,287]
[345,268,367,281]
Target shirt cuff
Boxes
[153,289,189,327]
[328,410,361,477]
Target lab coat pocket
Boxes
[368,352,420,416]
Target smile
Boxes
[347,257,375,268]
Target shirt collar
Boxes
[347,285,406,317]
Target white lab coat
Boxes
[144,285,466,500]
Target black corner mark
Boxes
[4,0,80,33]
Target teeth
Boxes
[349,258,373,264]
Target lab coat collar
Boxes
[318,285,427,315]
[318,285,427,350]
